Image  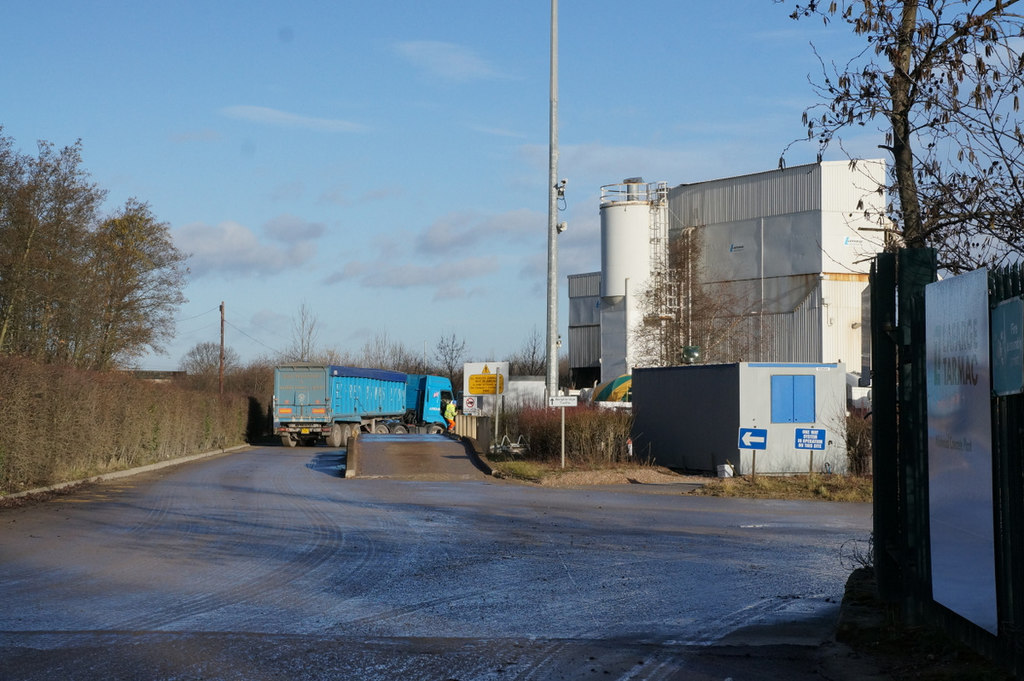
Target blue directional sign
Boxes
[737,427,768,450]
[795,428,826,450]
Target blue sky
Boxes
[1,1,876,370]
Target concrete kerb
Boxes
[343,436,359,478]
[1,444,250,500]
[456,433,495,477]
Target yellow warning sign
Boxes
[468,372,504,394]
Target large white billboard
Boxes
[925,268,996,634]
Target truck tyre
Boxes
[328,424,343,448]
[374,423,389,433]
[390,423,408,434]
[427,424,444,435]
[280,434,296,448]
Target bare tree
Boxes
[284,302,320,362]
[508,326,546,376]
[83,199,187,369]
[433,332,466,385]
[633,227,763,366]
[0,133,187,369]
[782,0,1024,272]
[180,341,241,391]
[0,136,106,361]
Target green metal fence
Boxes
[871,249,1024,673]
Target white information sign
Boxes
[548,395,578,408]
[925,268,997,634]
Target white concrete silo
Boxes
[598,178,669,381]
[600,177,656,304]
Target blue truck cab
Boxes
[406,374,455,428]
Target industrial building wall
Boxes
[663,160,884,368]
[631,364,741,471]
[821,276,870,369]
[600,298,628,380]
[668,164,822,227]
[568,272,601,386]
[669,160,886,285]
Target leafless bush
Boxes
[840,535,875,570]
[503,405,634,466]
[846,407,872,476]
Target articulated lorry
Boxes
[273,364,456,447]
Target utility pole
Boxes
[545,0,560,399]
[219,301,225,396]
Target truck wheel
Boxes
[427,424,444,435]
[390,424,408,434]
[280,434,296,448]
[328,424,343,448]
[374,423,389,433]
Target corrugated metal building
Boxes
[567,160,887,386]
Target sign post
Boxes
[737,427,768,479]
[794,427,826,474]
[548,395,578,468]
[463,362,509,452]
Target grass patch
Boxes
[690,474,872,502]
[493,460,547,483]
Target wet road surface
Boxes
[0,437,873,680]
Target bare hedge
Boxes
[503,404,635,466]
[0,356,253,495]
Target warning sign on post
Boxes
[468,371,504,395]
[463,361,509,397]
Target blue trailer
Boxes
[273,364,455,447]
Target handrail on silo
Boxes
[600,179,668,207]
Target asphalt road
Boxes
[0,436,874,680]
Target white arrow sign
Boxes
[738,427,768,450]
[741,431,764,446]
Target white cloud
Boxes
[415,208,541,254]
[220,105,367,133]
[471,124,528,139]
[323,254,499,298]
[263,214,326,242]
[176,216,322,279]
[394,41,506,82]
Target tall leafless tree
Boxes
[782,0,1024,272]
[284,302,320,362]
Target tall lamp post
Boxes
[545,0,561,399]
